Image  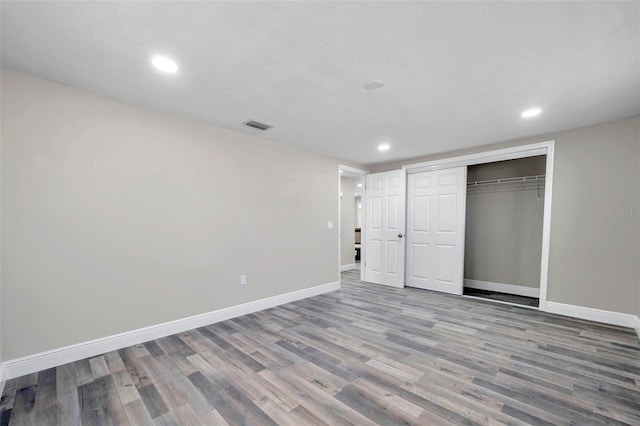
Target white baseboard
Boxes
[464,279,540,298]
[0,364,5,396]
[546,302,638,330]
[3,280,340,380]
[340,263,357,272]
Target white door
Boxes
[364,170,406,288]
[406,167,466,294]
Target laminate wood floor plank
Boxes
[72,360,94,388]
[78,375,128,426]
[152,411,179,426]
[154,355,214,417]
[117,347,152,389]
[33,368,58,426]
[2,270,639,425]
[136,357,186,412]
[103,352,126,375]
[122,399,154,426]
[271,367,378,426]
[55,364,81,426]
[111,370,140,406]
[137,383,168,420]
[7,385,36,426]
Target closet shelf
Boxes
[467,174,545,187]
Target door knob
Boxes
[398,233,403,238]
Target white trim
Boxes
[2,281,340,380]
[464,279,540,298]
[538,141,554,311]
[402,143,551,173]
[0,364,5,396]
[360,175,367,283]
[401,140,553,312]
[339,164,368,176]
[546,302,638,329]
[340,263,358,272]
[457,167,468,295]
[338,166,343,283]
[462,295,538,310]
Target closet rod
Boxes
[466,174,545,187]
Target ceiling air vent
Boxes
[244,120,272,131]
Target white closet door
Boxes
[406,167,466,294]
[364,170,406,288]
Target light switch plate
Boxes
[327,221,334,230]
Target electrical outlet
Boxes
[240,274,247,286]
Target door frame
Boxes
[402,141,555,311]
[338,165,368,281]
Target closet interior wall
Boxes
[464,156,546,294]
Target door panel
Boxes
[439,172,458,186]
[414,175,431,189]
[372,197,382,229]
[364,170,406,288]
[387,195,399,229]
[412,196,430,231]
[386,241,399,274]
[437,194,457,232]
[370,240,382,272]
[435,244,455,283]
[406,167,466,294]
[411,243,429,279]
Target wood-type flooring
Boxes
[1,270,639,425]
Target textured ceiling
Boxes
[1,1,638,165]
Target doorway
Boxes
[338,165,367,281]
[361,141,555,311]
[462,156,546,308]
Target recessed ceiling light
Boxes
[365,80,384,90]
[152,55,178,73]
[521,107,542,118]
[378,143,390,151]
[357,183,363,188]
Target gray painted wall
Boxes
[1,70,340,360]
[340,177,356,267]
[0,98,2,379]
[465,157,546,289]
[372,116,640,315]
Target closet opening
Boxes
[462,155,546,308]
